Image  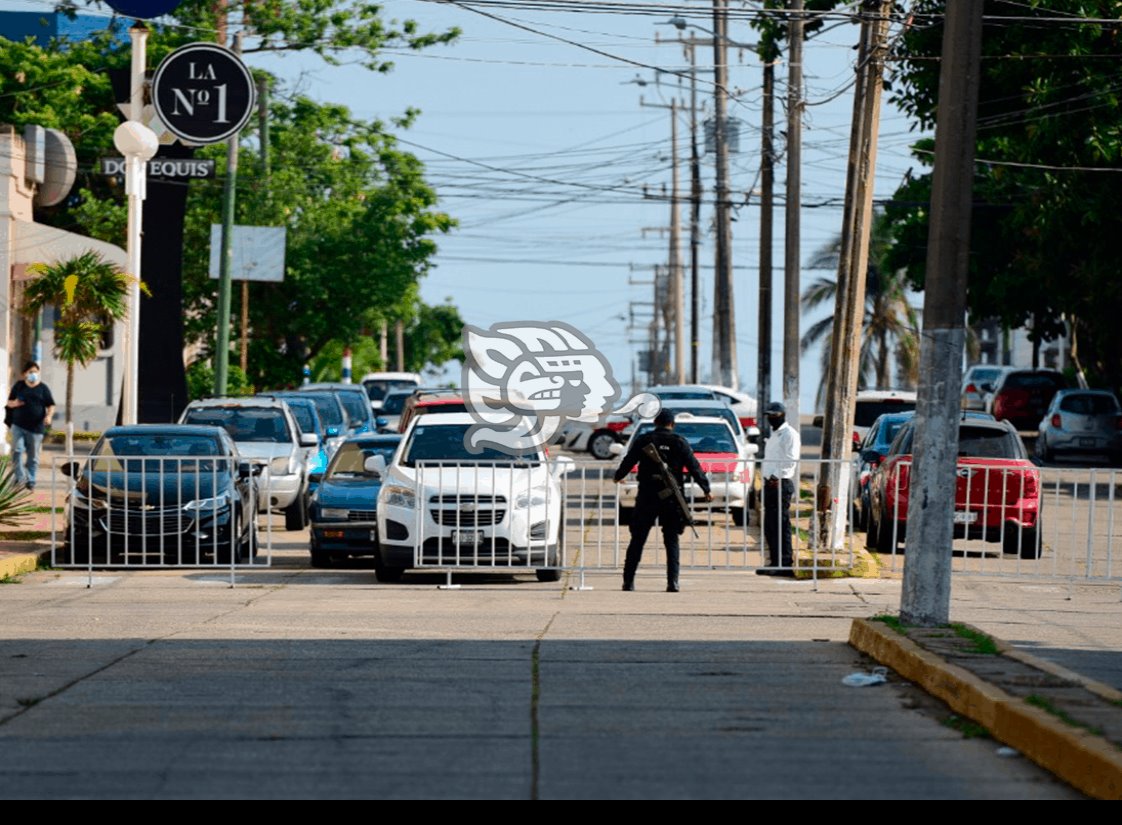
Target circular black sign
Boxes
[152,43,256,145]
[103,0,183,18]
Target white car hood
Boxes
[386,463,556,499]
[234,442,297,461]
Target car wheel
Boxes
[535,568,561,583]
[1003,525,1042,560]
[865,511,880,552]
[216,540,243,565]
[374,548,406,583]
[1036,438,1054,464]
[589,431,617,460]
[66,529,92,565]
[732,506,749,528]
[310,545,333,568]
[876,515,899,554]
[284,495,308,531]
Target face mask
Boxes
[767,416,783,429]
[25,373,40,385]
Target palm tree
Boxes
[22,252,134,426]
[801,212,921,407]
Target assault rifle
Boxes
[641,443,700,538]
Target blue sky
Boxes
[3,0,927,414]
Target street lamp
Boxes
[114,108,158,427]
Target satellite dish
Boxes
[102,0,184,19]
[33,129,77,208]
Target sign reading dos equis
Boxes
[152,43,256,145]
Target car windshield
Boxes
[183,408,291,443]
[1059,394,1120,415]
[1006,373,1065,390]
[365,379,417,402]
[403,423,539,466]
[89,433,224,473]
[635,422,737,453]
[381,392,411,415]
[288,393,345,429]
[666,407,738,432]
[284,402,318,434]
[855,399,916,428]
[655,390,715,400]
[326,442,400,479]
[958,426,1023,459]
[334,391,372,427]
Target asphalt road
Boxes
[0,540,1085,799]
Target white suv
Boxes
[180,398,317,530]
[374,413,573,583]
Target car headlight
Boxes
[319,507,349,520]
[270,455,298,475]
[381,485,416,509]
[515,489,551,509]
[184,493,231,513]
[70,491,107,510]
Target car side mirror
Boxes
[552,456,577,476]
[308,472,324,485]
[364,454,387,477]
[238,461,254,479]
[813,415,824,428]
[60,460,80,478]
[375,417,389,430]
[608,442,625,457]
[861,449,882,464]
[299,433,319,448]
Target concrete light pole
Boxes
[116,23,158,426]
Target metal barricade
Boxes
[394,457,865,586]
[49,453,273,576]
[870,460,1121,583]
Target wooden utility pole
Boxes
[213,28,242,396]
[712,0,736,388]
[757,52,776,438]
[783,0,804,422]
[901,2,985,626]
[670,99,685,383]
[818,0,893,547]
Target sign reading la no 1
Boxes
[152,43,256,145]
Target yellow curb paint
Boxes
[850,618,1122,800]
[0,552,41,580]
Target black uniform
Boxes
[613,428,710,588]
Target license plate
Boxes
[954,512,978,525]
[1078,437,1097,447]
[451,530,483,546]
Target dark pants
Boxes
[624,488,683,585]
[763,478,795,568]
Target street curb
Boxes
[0,543,50,580]
[849,618,1122,800]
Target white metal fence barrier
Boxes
[872,461,1121,582]
[396,457,1122,587]
[49,454,274,576]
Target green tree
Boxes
[801,212,921,405]
[882,0,1122,391]
[22,252,132,424]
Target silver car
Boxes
[1035,389,1122,464]
[962,364,1012,412]
[180,398,318,529]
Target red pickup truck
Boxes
[865,418,1041,559]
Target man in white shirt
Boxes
[758,402,800,577]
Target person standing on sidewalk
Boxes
[757,402,800,577]
[6,361,56,491]
[613,409,711,592]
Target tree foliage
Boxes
[882,0,1122,390]
[0,1,465,392]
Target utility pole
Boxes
[712,0,736,389]
[818,0,893,548]
[641,96,686,383]
[689,50,702,384]
[241,75,270,375]
[213,28,242,396]
[757,46,776,438]
[901,2,985,627]
[783,0,804,426]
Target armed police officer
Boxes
[613,409,711,592]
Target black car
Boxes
[61,425,259,565]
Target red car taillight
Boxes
[1051,413,1062,429]
[965,383,978,394]
[740,417,757,429]
[607,420,628,433]
[852,431,861,450]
